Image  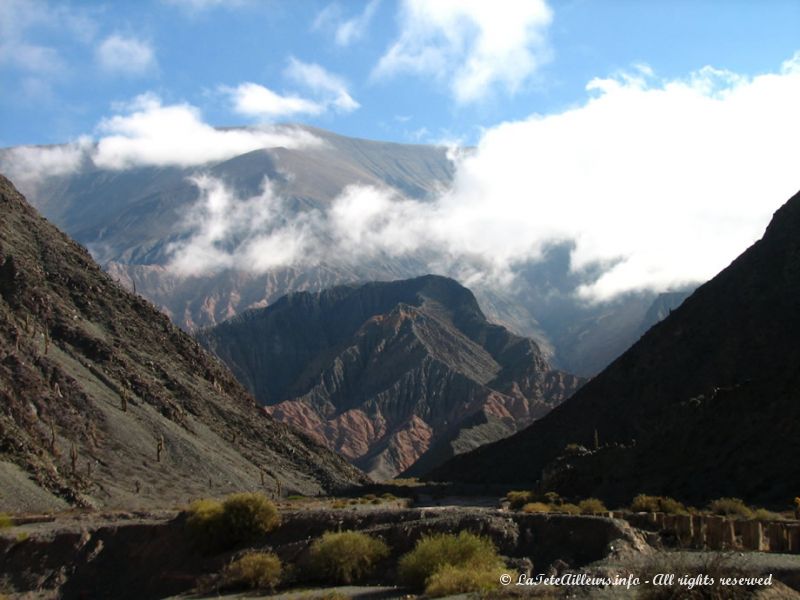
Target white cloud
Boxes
[93,93,321,169]
[0,92,322,178]
[167,54,800,302]
[167,175,318,276]
[96,34,157,75]
[0,138,92,193]
[225,60,359,120]
[225,82,325,120]
[374,0,552,103]
[284,58,360,112]
[314,0,381,47]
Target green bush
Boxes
[708,498,753,519]
[542,491,562,505]
[505,490,535,510]
[309,531,390,584]
[556,503,581,515]
[630,494,687,515]
[425,563,504,597]
[186,492,281,551]
[0,513,12,529]
[578,498,607,514]
[752,508,783,522]
[522,502,551,513]
[223,551,282,590]
[397,531,503,589]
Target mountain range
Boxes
[198,275,582,479]
[1,127,690,377]
[430,188,800,507]
[0,174,365,512]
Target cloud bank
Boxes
[374,0,552,103]
[1,93,322,180]
[168,55,800,300]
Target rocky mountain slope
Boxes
[429,189,800,507]
[0,174,365,512]
[198,275,582,479]
[1,127,689,376]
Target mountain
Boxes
[0,174,365,513]
[1,126,691,377]
[428,189,800,507]
[198,275,583,479]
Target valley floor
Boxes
[2,498,799,600]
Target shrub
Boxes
[425,563,505,597]
[186,492,280,551]
[397,531,503,589]
[185,498,226,550]
[556,503,581,515]
[221,492,281,541]
[223,551,282,590]
[708,498,753,519]
[578,498,607,514]
[752,508,783,522]
[506,490,534,510]
[630,494,687,515]
[563,443,587,456]
[309,531,390,584]
[543,491,562,505]
[0,513,12,529]
[522,502,551,513]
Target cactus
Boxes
[120,390,128,412]
[593,428,600,450]
[49,419,56,453]
[70,443,78,474]
[156,434,164,462]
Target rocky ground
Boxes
[1,498,799,600]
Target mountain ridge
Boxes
[198,275,583,479]
[428,188,800,506]
[0,173,366,512]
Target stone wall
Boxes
[621,511,800,553]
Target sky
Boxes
[1,0,798,147]
[1,0,800,300]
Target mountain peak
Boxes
[199,276,582,479]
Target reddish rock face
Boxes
[201,275,583,479]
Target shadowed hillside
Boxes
[429,189,800,507]
[0,174,366,512]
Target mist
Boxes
[166,54,800,300]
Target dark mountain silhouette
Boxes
[0,174,365,512]
[198,275,583,479]
[428,189,800,507]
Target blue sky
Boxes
[1,0,798,147]
[2,0,800,300]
